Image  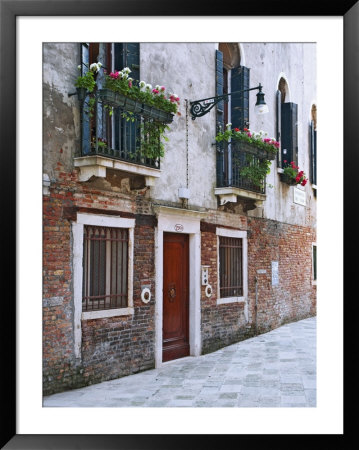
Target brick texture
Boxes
[43,165,156,395]
[43,163,316,395]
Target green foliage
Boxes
[237,155,272,188]
[139,120,169,160]
[75,64,179,161]
[75,70,96,92]
[216,125,279,156]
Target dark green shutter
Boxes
[276,90,281,167]
[216,50,224,186]
[310,120,317,185]
[231,66,250,130]
[114,43,140,154]
[114,43,140,81]
[281,102,298,166]
[81,43,91,155]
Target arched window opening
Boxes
[276,77,298,170]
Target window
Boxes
[80,42,141,159]
[72,214,134,357]
[72,213,135,323]
[276,77,298,169]
[216,44,250,188]
[216,228,247,305]
[312,244,317,283]
[82,225,129,311]
[219,236,243,298]
[310,104,317,187]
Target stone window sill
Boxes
[82,307,134,320]
[216,296,246,306]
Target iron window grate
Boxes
[82,225,129,311]
[219,236,243,298]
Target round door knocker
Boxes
[141,287,151,304]
[205,284,213,298]
[168,285,176,302]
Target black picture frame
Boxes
[1,1,357,448]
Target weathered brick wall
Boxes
[200,228,252,354]
[43,164,156,395]
[199,216,316,354]
[247,217,316,333]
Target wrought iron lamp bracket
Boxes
[190,84,263,120]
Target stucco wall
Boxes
[43,43,81,178]
[242,43,317,227]
[43,42,316,228]
[140,42,218,210]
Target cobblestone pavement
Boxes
[43,317,316,408]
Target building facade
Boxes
[43,42,317,395]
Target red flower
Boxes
[244,127,248,132]
[283,160,287,164]
[234,128,240,132]
[301,179,307,186]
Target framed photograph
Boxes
[2,0,356,448]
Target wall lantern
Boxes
[190,83,268,120]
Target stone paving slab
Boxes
[43,317,316,408]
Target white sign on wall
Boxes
[272,261,279,286]
[293,187,306,206]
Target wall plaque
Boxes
[272,261,279,286]
[293,187,306,206]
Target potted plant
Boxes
[215,125,280,160]
[216,124,278,187]
[280,160,308,186]
[75,62,102,102]
[100,71,179,123]
[75,64,180,161]
[237,156,271,188]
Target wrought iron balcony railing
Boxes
[216,141,266,195]
[80,91,174,170]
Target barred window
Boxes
[219,236,243,298]
[82,225,129,311]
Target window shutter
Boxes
[310,120,317,185]
[114,43,140,81]
[216,50,225,187]
[276,90,281,167]
[81,43,91,155]
[231,66,250,130]
[114,43,140,153]
[281,102,298,166]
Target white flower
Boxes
[90,62,101,73]
[139,80,146,89]
[122,67,131,74]
[121,71,128,79]
[145,83,152,90]
[155,85,160,90]
[226,123,232,128]
[98,62,102,67]
[77,65,82,71]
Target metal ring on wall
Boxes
[141,287,151,304]
[205,284,212,298]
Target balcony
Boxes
[74,89,174,186]
[215,140,269,207]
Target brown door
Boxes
[163,232,190,362]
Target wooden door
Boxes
[163,233,189,362]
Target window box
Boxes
[125,97,143,114]
[98,89,174,123]
[141,104,174,123]
[231,139,276,161]
[279,172,297,185]
[98,88,127,108]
